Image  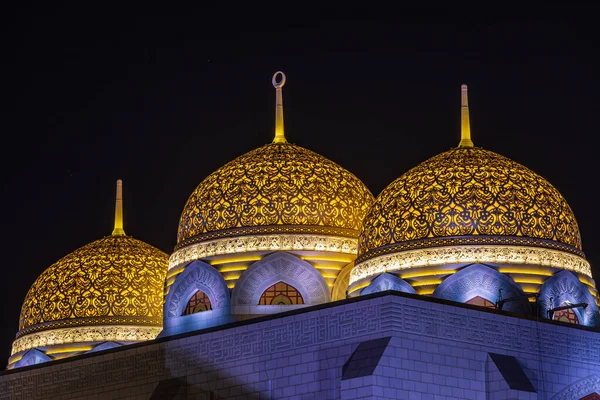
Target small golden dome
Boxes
[18,235,169,336]
[358,146,583,261]
[177,142,375,248]
[10,181,170,361]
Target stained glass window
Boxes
[553,303,580,325]
[580,393,600,400]
[259,282,304,305]
[465,296,496,309]
[183,290,212,315]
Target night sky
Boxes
[2,4,599,361]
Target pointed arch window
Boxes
[465,296,496,309]
[183,290,212,315]
[259,282,304,305]
[580,393,600,400]
[553,302,580,325]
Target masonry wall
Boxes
[1,292,600,400]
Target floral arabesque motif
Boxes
[359,147,582,257]
[19,236,169,333]
[177,143,374,245]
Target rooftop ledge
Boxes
[3,289,599,376]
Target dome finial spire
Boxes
[272,71,287,143]
[112,179,125,236]
[459,84,474,147]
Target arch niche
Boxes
[164,260,231,318]
[432,263,529,314]
[231,252,330,307]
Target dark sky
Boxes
[1,4,599,361]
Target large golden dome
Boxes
[358,145,583,261]
[167,72,374,304]
[176,72,374,250]
[10,181,169,363]
[349,85,591,299]
[176,142,374,248]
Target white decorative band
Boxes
[11,325,162,355]
[169,234,358,270]
[350,245,592,285]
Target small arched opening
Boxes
[259,282,304,305]
[580,393,600,400]
[553,302,580,325]
[183,290,212,315]
[465,296,497,309]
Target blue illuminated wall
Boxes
[2,291,600,399]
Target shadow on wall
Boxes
[159,323,280,398]
[151,369,266,399]
[151,377,188,399]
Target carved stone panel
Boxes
[231,252,330,306]
[165,261,231,318]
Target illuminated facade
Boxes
[162,71,374,336]
[4,73,600,400]
[7,181,169,369]
[350,85,598,328]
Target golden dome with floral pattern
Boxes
[167,72,374,305]
[176,142,375,249]
[175,73,374,251]
[357,145,582,261]
[17,235,168,336]
[349,85,591,297]
[9,181,169,367]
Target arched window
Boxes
[553,302,580,325]
[259,282,304,305]
[183,290,212,315]
[580,393,600,400]
[465,296,496,309]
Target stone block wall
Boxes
[2,292,600,399]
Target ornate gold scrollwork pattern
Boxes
[11,326,162,355]
[19,236,169,333]
[358,147,582,256]
[177,143,375,244]
[350,245,592,285]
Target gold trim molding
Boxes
[356,235,584,264]
[170,234,358,271]
[16,316,162,338]
[350,245,592,285]
[11,325,162,355]
[176,225,360,251]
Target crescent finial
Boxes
[272,71,287,143]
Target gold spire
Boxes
[112,179,125,236]
[459,84,474,147]
[272,71,287,143]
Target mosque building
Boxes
[2,73,600,399]
[162,72,374,337]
